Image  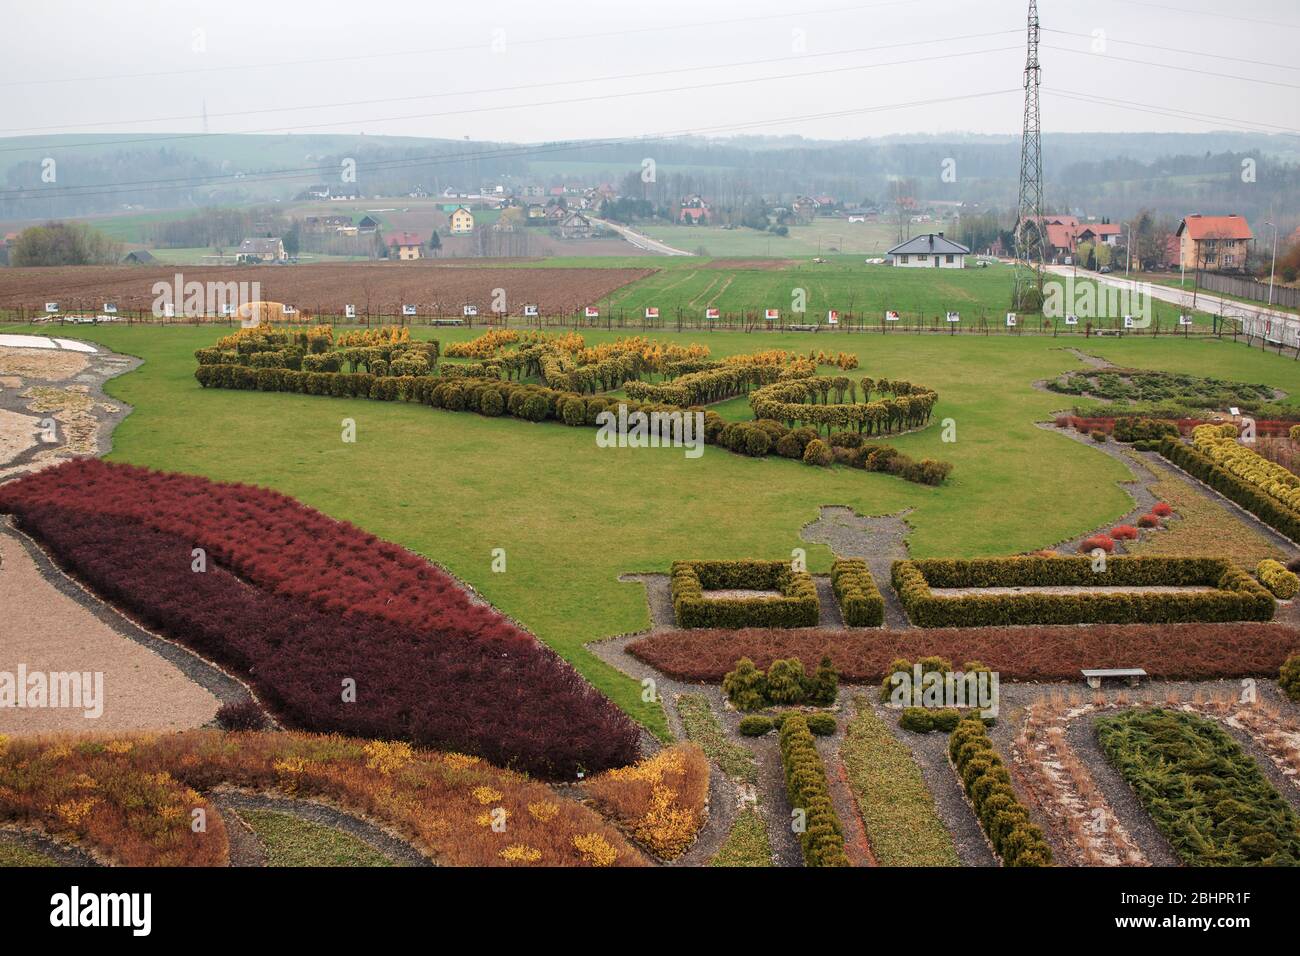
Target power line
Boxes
[1106,0,1300,30]
[1046,88,1300,138]
[0,43,1020,157]
[0,89,1020,202]
[0,0,929,88]
[1043,28,1300,72]
[1044,45,1300,90]
[0,30,1021,137]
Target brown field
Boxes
[0,262,656,315]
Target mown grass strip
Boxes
[709,808,773,867]
[239,809,396,867]
[676,693,757,784]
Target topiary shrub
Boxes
[1078,534,1115,553]
[738,715,774,737]
[765,658,808,705]
[561,396,587,426]
[949,718,1052,866]
[479,389,504,417]
[1256,559,1300,600]
[1151,502,1173,517]
[802,438,833,467]
[802,655,839,706]
[722,658,769,711]
[1137,513,1160,529]
[1110,525,1139,540]
[1091,430,1108,442]
[899,707,934,733]
[804,713,837,736]
[744,427,772,457]
[1280,653,1300,702]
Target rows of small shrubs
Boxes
[778,715,850,867]
[1256,559,1300,599]
[1113,417,1179,443]
[1095,708,1300,865]
[722,656,839,711]
[1160,436,1300,543]
[880,657,997,732]
[671,560,819,628]
[738,712,836,737]
[892,556,1275,627]
[949,719,1052,866]
[830,558,885,626]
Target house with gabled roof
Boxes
[1176,214,1253,272]
[886,233,969,268]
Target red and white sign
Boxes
[827,310,839,324]
[705,308,720,320]
[885,310,900,322]
[1006,312,1017,327]
[765,309,780,320]
[645,307,659,319]
[584,306,599,318]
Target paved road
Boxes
[589,217,694,256]
[1045,264,1297,327]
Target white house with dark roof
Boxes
[235,237,285,263]
[885,233,969,268]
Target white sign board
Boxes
[463,305,478,317]
[645,307,659,319]
[1064,313,1079,326]
[585,307,599,318]
[765,309,780,320]
[345,304,356,319]
[162,303,176,318]
[705,308,720,320]
[44,302,58,314]
[946,311,960,323]
[523,304,538,317]
[1123,315,1135,329]
[282,306,298,316]
[402,305,417,316]
[1178,314,1194,326]
[1005,312,1017,327]
[103,302,118,314]
[827,310,839,325]
[885,310,900,322]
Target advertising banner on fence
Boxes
[645,307,659,319]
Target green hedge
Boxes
[671,560,819,628]
[1160,437,1300,543]
[1281,653,1300,702]
[1096,708,1300,865]
[891,556,1274,627]
[1256,559,1300,600]
[778,714,850,867]
[830,558,885,627]
[948,719,1052,866]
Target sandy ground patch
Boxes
[929,585,1217,597]
[0,346,87,381]
[701,589,784,600]
[0,408,40,468]
[0,533,219,734]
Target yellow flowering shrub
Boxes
[573,832,619,867]
[500,844,542,863]
[363,740,414,775]
[585,744,709,860]
[528,802,560,822]
[471,785,502,805]
[55,798,97,827]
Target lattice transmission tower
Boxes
[1012,0,1046,311]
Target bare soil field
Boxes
[0,262,657,314]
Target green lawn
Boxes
[238,810,395,867]
[639,219,945,258]
[10,321,1300,738]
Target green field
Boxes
[639,218,948,258]
[11,315,1298,737]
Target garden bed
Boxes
[671,560,818,629]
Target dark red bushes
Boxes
[1,463,638,778]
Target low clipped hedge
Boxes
[1160,437,1300,543]
[671,560,818,628]
[892,556,1274,627]
[778,715,850,867]
[1281,653,1300,702]
[948,719,1052,866]
[1256,559,1300,600]
[830,559,885,627]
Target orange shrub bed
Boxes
[584,744,710,860]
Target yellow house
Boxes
[449,206,475,235]
[386,232,424,261]
[1175,214,1253,272]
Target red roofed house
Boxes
[1076,222,1122,247]
[1176,214,1253,272]
[678,195,710,224]
[386,231,425,261]
[1020,215,1080,263]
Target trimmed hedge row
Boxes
[830,559,885,627]
[1282,654,1300,702]
[949,720,1052,866]
[671,560,819,628]
[778,714,850,867]
[892,556,1275,627]
[1160,436,1300,544]
[1257,559,1300,599]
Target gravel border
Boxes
[0,826,101,867]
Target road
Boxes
[589,218,694,256]
[1045,264,1297,326]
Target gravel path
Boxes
[0,827,100,867]
[801,505,912,628]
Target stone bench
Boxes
[1081,667,1147,689]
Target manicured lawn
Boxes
[12,321,1300,736]
[238,809,395,867]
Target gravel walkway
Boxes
[800,505,912,628]
[0,827,100,867]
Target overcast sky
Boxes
[2,0,1297,143]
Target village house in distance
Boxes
[235,237,285,264]
[1175,213,1254,272]
[449,206,475,235]
[886,233,970,268]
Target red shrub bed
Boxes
[1078,534,1115,553]
[1151,502,1174,517]
[1137,514,1161,528]
[1110,525,1139,540]
[0,463,638,778]
[627,624,1300,683]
